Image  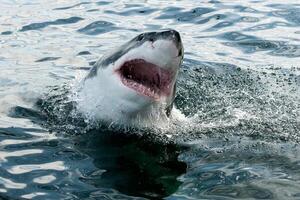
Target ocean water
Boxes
[0,0,300,199]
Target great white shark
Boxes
[76,30,183,127]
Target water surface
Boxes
[0,0,300,199]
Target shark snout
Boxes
[158,30,183,55]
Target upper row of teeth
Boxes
[124,59,145,65]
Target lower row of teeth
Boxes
[128,80,158,96]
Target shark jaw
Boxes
[116,59,175,100]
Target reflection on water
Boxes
[0,0,300,199]
[173,137,300,199]
[75,131,186,199]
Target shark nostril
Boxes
[149,38,154,42]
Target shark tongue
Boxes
[118,59,173,99]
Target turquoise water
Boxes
[0,0,300,199]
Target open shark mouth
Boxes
[117,59,174,100]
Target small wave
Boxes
[53,2,90,11]
[35,57,60,62]
[77,21,117,35]
[20,17,84,32]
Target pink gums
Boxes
[116,59,174,100]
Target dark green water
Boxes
[0,1,300,199]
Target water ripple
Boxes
[20,17,84,32]
[156,7,215,22]
[53,2,91,11]
[224,39,300,57]
[1,0,300,199]
[35,57,61,62]
[33,175,56,184]
[105,8,158,16]
[220,31,258,41]
[77,21,117,35]
[245,22,291,31]
[0,177,26,189]
[1,31,12,35]
[270,7,300,25]
[7,161,66,175]
[96,1,112,6]
[0,149,43,162]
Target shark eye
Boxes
[137,34,144,41]
[178,48,182,56]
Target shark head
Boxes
[77,30,183,127]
